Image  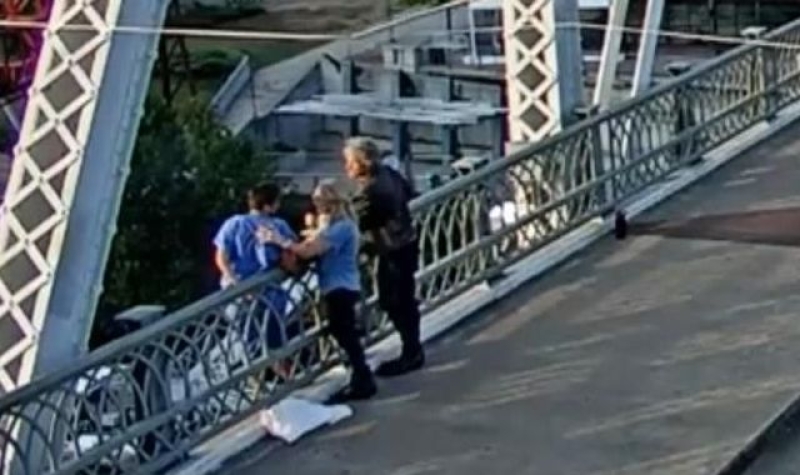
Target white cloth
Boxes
[259,397,353,444]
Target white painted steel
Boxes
[630,0,665,96]
[0,0,166,396]
[593,0,630,110]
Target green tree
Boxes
[98,96,272,321]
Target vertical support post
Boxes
[742,27,773,121]
[503,0,584,143]
[666,61,695,164]
[491,116,505,159]
[593,0,630,110]
[392,121,414,191]
[342,59,359,136]
[577,105,612,210]
[502,0,583,243]
[468,4,479,66]
[631,0,666,97]
[440,76,459,166]
[439,125,458,167]
[0,0,168,397]
[2,1,170,472]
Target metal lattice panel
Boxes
[0,0,122,394]
[502,0,583,143]
[502,0,560,142]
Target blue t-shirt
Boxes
[213,213,296,283]
[318,219,361,295]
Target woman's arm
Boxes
[260,226,329,260]
[286,237,328,260]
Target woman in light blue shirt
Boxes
[258,180,376,403]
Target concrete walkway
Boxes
[221,122,800,475]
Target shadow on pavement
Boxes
[630,207,800,248]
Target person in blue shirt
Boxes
[258,180,377,403]
[214,183,296,288]
[213,183,298,357]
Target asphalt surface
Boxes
[221,120,800,475]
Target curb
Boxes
[170,103,800,475]
[713,395,800,475]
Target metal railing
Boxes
[4,18,800,475]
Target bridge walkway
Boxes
[225,121,800,475]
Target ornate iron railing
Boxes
[4,19,800,475]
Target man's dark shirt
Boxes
[354,165,416,255]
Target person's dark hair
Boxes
[247,182,282,211]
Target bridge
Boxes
[3,0,800,474]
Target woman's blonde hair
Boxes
[312,179,356,222]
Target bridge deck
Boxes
[224,121,800,475]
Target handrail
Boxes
[411,24,771,211]
[4,16,800,475]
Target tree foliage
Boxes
[98,96,272,322]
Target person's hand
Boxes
[304,212,317,229]
[221,273,239,288]
[256,225,290,248]
[256,225,278,243]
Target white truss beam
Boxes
[631,0,665,96]
[502,0,584,143]
[593,0,630,110]
[0,0,168,395]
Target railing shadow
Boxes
[631,207,800,248]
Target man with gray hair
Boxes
[343,136,425,377]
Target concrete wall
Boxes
[320,72,504,153]
[244,64,324,151]
[245,0,501,160]
[221,1,471,133]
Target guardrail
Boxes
[210,55,252,118]
[4,18,800,475]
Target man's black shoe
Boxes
[375,351,425,378]
[325,378,377,405]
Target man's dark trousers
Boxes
[377,242,422,357]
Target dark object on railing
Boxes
[614,210,628,240]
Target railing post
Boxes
[577,105,612,211]
[761,44,778,121]
[666,61,697,165]
[742,27,773,121]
